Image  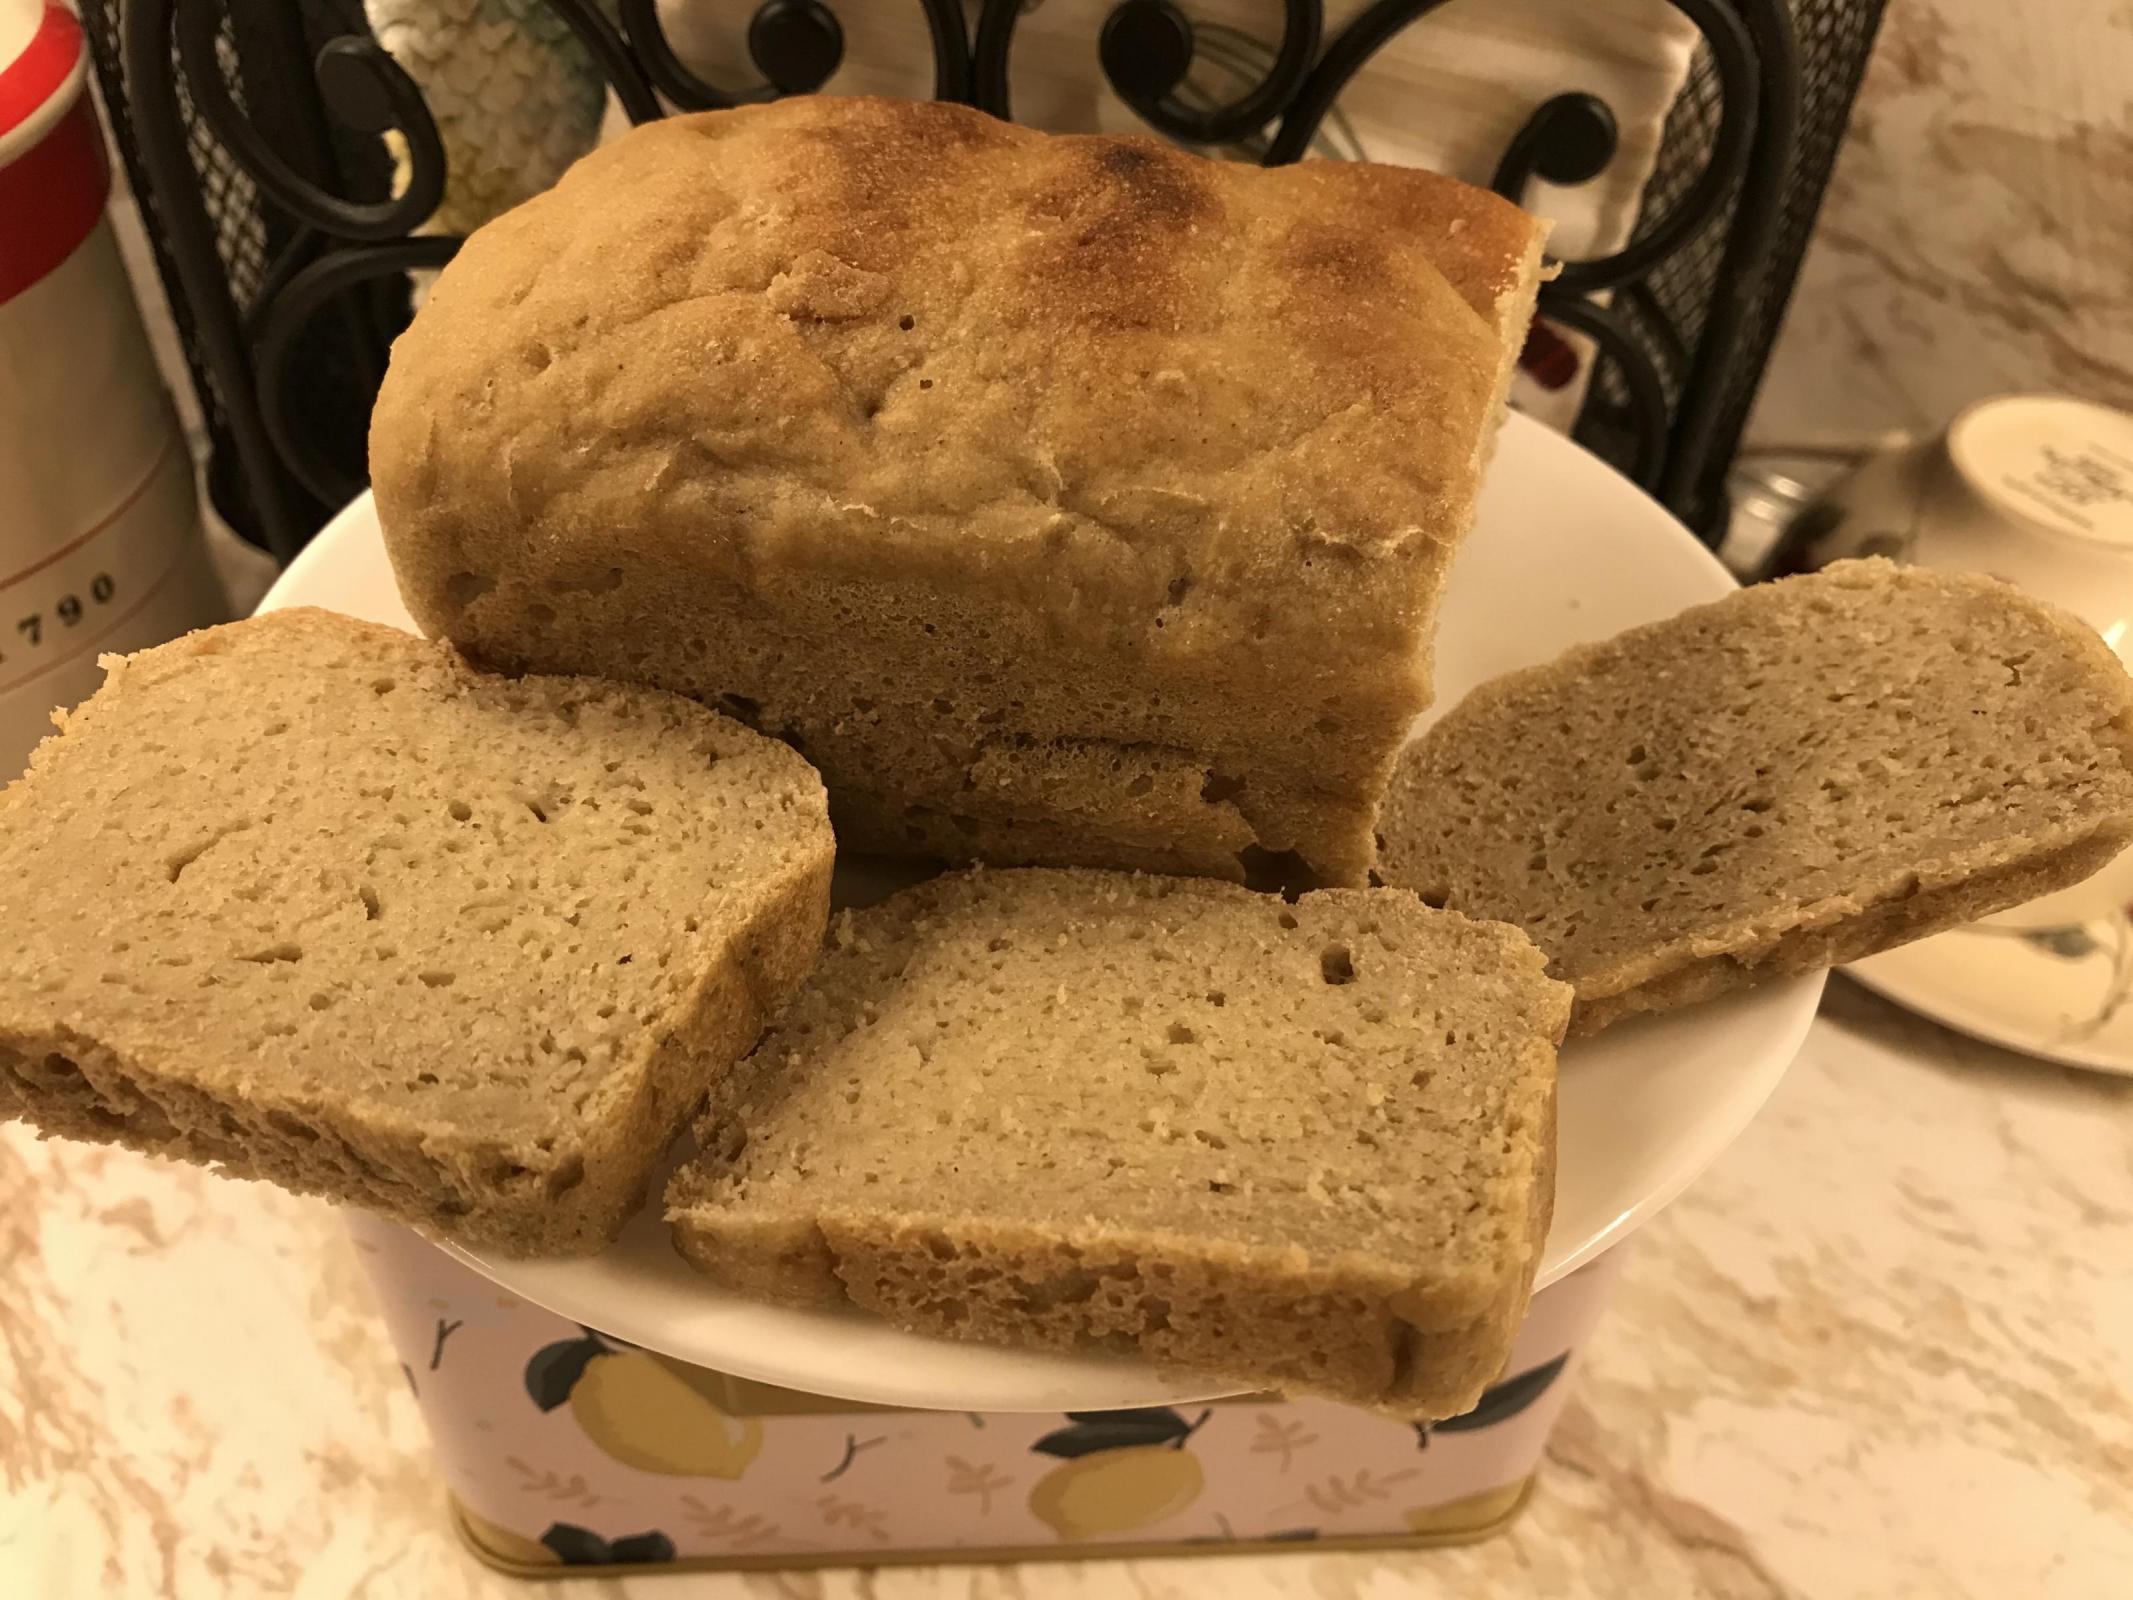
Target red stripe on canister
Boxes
[0,3,80,138]
[0,97,107,304]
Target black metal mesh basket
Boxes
[83,1,1886,564]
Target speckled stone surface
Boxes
[1750,0,2133,444]
[6,979,2127,1598]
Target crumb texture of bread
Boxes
[370,96,1547,885]
[1376,559,2133,1031]
[0,610,834,1254]
[666,868,1569,1418]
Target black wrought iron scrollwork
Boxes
[594,0,966,115]
[254,240,463,510]
[1094,0,1321,145]
[1538,297,1670,491]
[1489,93,1618,200]
[170,3,441,241]
[543,0,661,124]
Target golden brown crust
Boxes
[371,97,1546,883]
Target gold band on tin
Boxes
[448,1478,1534,1577]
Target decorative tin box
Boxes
[351,1215,1623,1574]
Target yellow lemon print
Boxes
[1026,1407,1210,1541]
[525,1332,764,1478]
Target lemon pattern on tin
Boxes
[524,1328,764,1478]
[1025,1407,1215,1541]
[362,1207,1603,1572]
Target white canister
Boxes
[0,0,226,775]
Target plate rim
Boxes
[1848,926,2133,1077]
[267,411,1824,1407]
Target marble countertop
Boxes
[3,977,2128,1599]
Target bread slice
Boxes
[1375,559,2133,1033]
[0,610,833,1254]
[665,868,1570,1419]
[371,95,1547,887]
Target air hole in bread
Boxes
[1276,911,1298,930]
[1238,845,1314,898]
[240,943,304,965]
[442,571,495,611]
[525,800,548,823]
[308,992,333,1012]
[1166,1021,1197,1046]
[1206,990,1226,1007]
[523,341,552,372]
[1201,771,1246,805]
[447,800,472,822]
[1416,886,1450,910]
[897,313,916,331]
[1626,743,1647,765]
[1320,945,1356,985]
[418,971,456,988]
[526,602,557,627]
[371,678,395,696]
[719,692,762,726]
[918,377,933,390]
[1126,774,1154,797]
[1208,1180,1236,1196]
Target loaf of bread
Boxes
[371,95,1547,888]
[1375,560,2133,1033]
[666,868,1569,1418]
[0,610,833,1254]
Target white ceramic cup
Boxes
[1910,395,2133,929]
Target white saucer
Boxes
[1850,913,2133,1076]
[264,411,1823,1410]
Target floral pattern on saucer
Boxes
[1849,907,2133,1075]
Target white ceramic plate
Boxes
[1849,914,2133,1076]
[265,412,1823,1410]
